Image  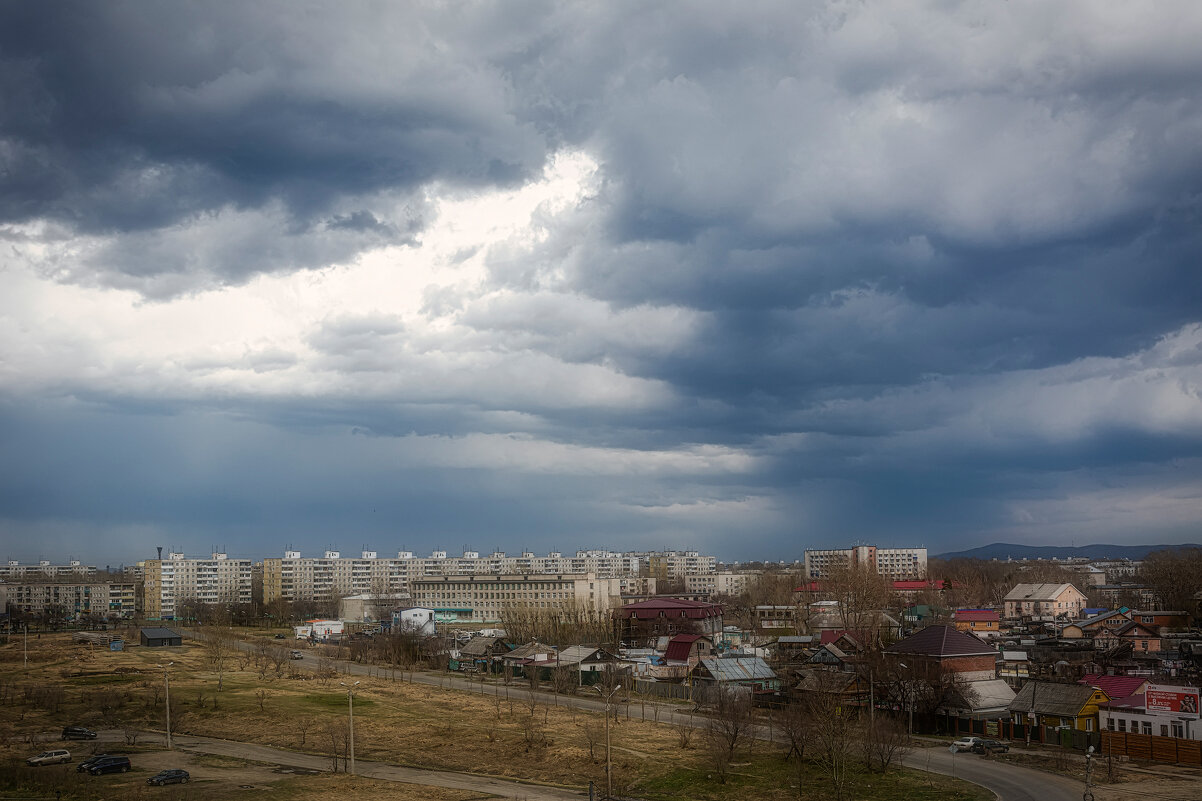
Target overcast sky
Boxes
[2,2,1201,565]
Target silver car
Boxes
[28,749,71,766]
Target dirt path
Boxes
[119,730,584,801]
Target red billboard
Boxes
[1145,685,1200,718]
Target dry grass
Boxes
[0,632,991,800]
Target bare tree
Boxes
[807,673,857,801]
[826,562,892,635]
[701,686,754,783]
[202,627,236,691]
[325,719,349,772]
[861,717,910,773]
[581,721,603,761]
[775,700,812,800]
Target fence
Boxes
[632,678,694,701]
[1101,731,1202,766]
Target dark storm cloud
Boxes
[0,1,545,292]
[3,2,1202,560]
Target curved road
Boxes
[240,637,1088,801]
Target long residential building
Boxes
[804,546,928,580]
[0,580,136,620]
[143,552,253,620]
[1,560,97,580]
[410,572,622,622]
[260,548,710,604]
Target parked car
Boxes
[148,769,190,786]
[273,633,286,639]
[27,749,71,766]
[62,726,98,740]
[86,756,131,775]
[77,754,113,773]
[290,650,304,659]
[971,739,1010,754]
[951,736,984,752]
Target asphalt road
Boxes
[235,636,1090,801]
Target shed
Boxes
[140,627,182,647]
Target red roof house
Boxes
[614,597,724,640]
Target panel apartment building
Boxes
[260,548,699,605]
[143,552,253,620]
[0,580,136,620]
[804,546,928,580]
[1,560,97,580]
[410,572,622,622]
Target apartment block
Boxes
[259,548,704,604]
[410,572,621,622]
[0,580,136,620]
[1,560,96,580]
[804,546,927,580]
[683,572,750,597]
[143,552,253,620]
[642,551,718,579]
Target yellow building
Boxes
[1009,681,1110,732]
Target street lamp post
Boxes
[157,662,174,749]
[340,681,360,775]
[592,683,622,799]
[24,624,28,668]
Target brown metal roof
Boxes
[883,625,997,658]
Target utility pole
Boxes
[24,624,28,668]
[157,662,174,749]
[341,681,360,774]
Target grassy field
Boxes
[0,631,991,800]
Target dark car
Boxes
[77,754,113,773]
[148,769,190,786]
[971,738,1010,754]
[87,756,131,775]
[62,726,98,740]
[273,633,286,639]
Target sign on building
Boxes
[1145,685,1200,718]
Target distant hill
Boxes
[934,542,1202,561]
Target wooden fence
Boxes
[1101,731,1202,766]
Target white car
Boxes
[951,737,984,752]
[28,749,71,766]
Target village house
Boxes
[1004,583,1088,619]
[953,609,1000,637]
[1094,621,1161,654]
[693,655,780,693]
[883,624,1015,717]
[663,633,714,665]
[1009,681,1110,732]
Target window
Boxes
[1172,722,1184,738]
[1118,719,1126,732]
[1142,722,1152,735]
[1107,718,1115,731]
[1161,725,1169,737]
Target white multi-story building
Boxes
[0,560,96,580]
[260,548,709,605]
[143,552,253,620]
[410,572,622,622]
[804,546,928,580]
[683,572,750,597]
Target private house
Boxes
[1078,609,1133,633]
[693,656,780,693]
[139,627,182,647]
[1009,681,1110,732]
[883,625,999,680]
[1080,674,1149,700]
[514,645,625,680]
[953,609,1000,637]
[771,635,814,663]
[808,643,852,669]
[1094,621,1161,653]
[1132,611,1191,631]
[663,633,714,665]
[753,605,796,630]
[884,624,1014,716]
[456,635,512,672]
[1004,583,1088,619]
[614,597,724,642]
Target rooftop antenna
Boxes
[157,546,163,560]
